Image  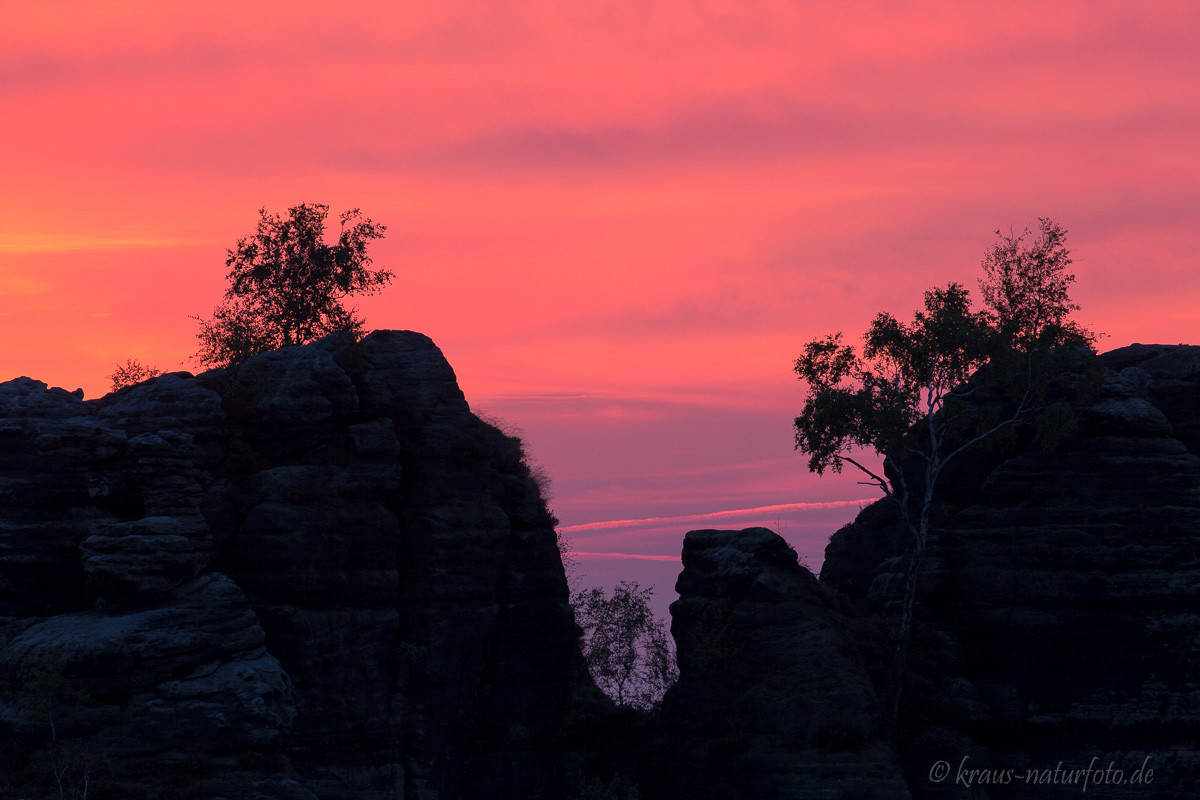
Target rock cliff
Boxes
[821,344,1200,798]
[3,336,1199,799]
[651,528,911,800]
[0,331,577,800]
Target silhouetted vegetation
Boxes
[194,203,391,370]
[793,217,1097,734]
[574,581,677,709]
[108,358,160,392]
[980,218,1092,349]
[12,648,106,799]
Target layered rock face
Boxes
[652,528,911,800]
[821,345,1200,797]
[5,336,1198,799]
[0,332,576,800]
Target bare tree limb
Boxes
[843,457,891,496]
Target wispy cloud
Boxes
[572,552,680,562]
[0,235,206,254]
[0,273,50,295]
[559,499,874,535]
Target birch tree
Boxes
[574,581,677,710]
[793,220,1094,735]
[195,204,391,370]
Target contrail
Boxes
[571,552,681,562]
[558,499,873,534]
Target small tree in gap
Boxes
[574,581,677,709]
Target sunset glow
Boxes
[4,3,1198,603]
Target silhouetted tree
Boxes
[793,219,1095,735]
[108,359,160,392]
[194,203,391,369]
[980,217,1090,349]
[574,581,677,709]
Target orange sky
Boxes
[3,2,1198,601]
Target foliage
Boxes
[13,647,103,800]
[15,648,85,742]
[793,282,994,488]
[557,529,581,594]
[980,217,1092,349]
[477,410,566,567]
[792,218,1096,734]
[574,581,677,709]
[194,203,391,369]
[108,358,161,392]
[794,220,1095,486]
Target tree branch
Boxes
[843,457,891,496]
[942,385,1033,465]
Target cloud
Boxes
[0,273,50,296]
[573,552,680,562]
[0,43,238,97]
[409,101,879,171]
[3,1,1199,608]
[0,235,206,254]
[559,499,873,535]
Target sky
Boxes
[3,2,1198,617]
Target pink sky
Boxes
[3,3,1198,611]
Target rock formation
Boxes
[0,331,577,800]
[820,344,1200,798]
[651,528,911,800]
[3,336,1199,799]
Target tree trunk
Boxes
[884,458,937,739]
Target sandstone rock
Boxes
[0,332,578,800]
[227,337,360,462]
[1103,343,1200,453]
[654,528,911,800]
[12,332,1197,798]
[80,515,212,596]
[354,330,469,423]
[0,378,122,618]
[96,372,227,464]
[820,346,1200,798]
[0,572,296,799]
